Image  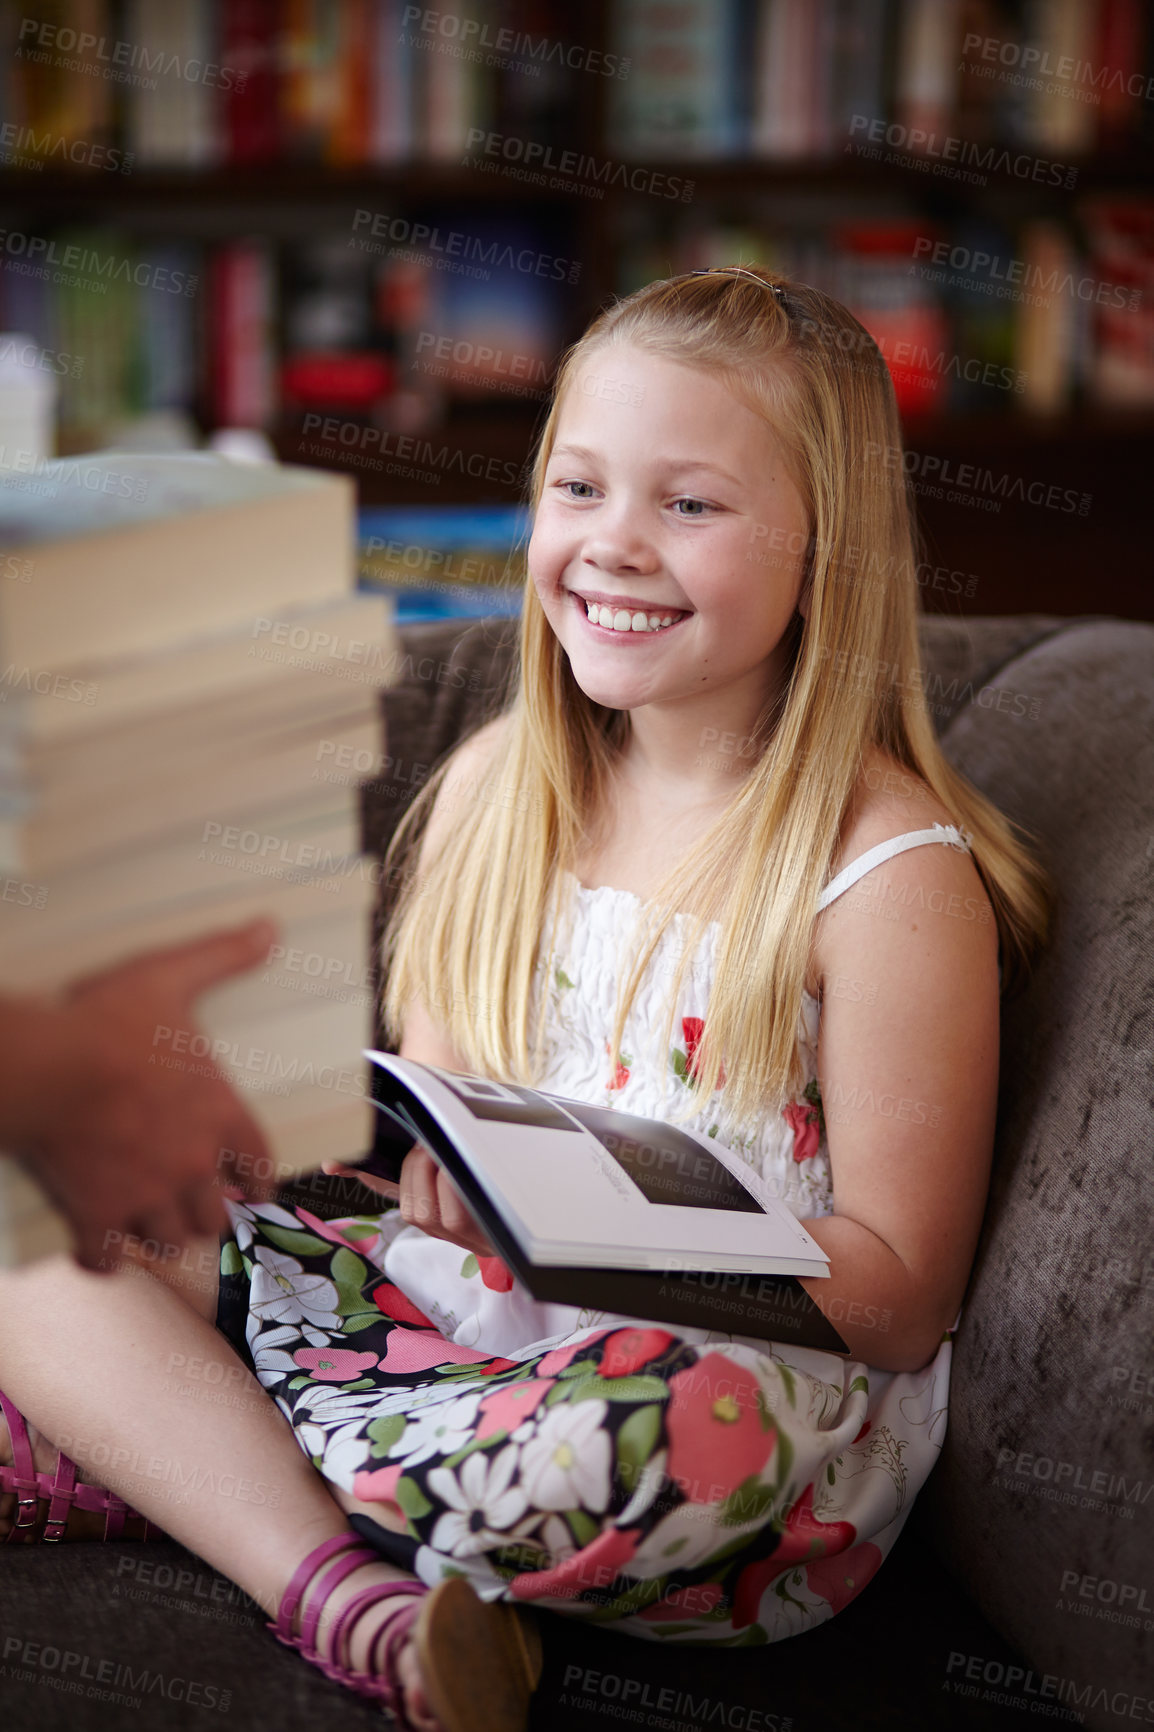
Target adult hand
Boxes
[323,1145,496,1259]
[2,919,279,1272]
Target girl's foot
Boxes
[286,1546,442,1731]
[280,1537,540,1732]
[0,1403,150,1542]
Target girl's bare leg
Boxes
[0,1245,440,1730]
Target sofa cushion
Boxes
[923,619,1154,1732]
[0,1517,1029,1731]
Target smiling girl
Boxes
[0,269,1050,1732]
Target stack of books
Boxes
[0,452,401,1261]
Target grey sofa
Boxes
[2,611,1150,1732]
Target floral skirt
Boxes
[215,1198,951,1646]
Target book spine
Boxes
[211,240,276,428]
[330,0,372,165]
[223,0,282,164]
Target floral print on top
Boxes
[215,854,967,1646]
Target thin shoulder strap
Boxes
[817,822,973,913]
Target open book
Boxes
[362,1053,850,1355]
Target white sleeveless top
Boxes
[381,821,974,1359]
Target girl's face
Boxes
[528,344,811,728]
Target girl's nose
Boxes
[581,512,660,575]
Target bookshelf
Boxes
[1,0,1151,620]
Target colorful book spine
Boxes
[222,0,282,164]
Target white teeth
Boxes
[583,599,680,633]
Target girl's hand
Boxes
[321,1160,399,1202]
[395,1145,497,1258]
[322,1148,497,1259]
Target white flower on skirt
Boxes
[426,1446,528,1558]
[389,1391,484,1469]
[250,1246,341,1331]
[518,1399,612,1513]
[248,1323,304,1388]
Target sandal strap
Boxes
[1,1388,158,1544]
[267,1531,429,1725]
[310,1583,426,1722]
[300,1543,383,1655]
[42,1450,79,1542]
[273,1532,362,1642]
[0,1391,40,1538]
[366,1593,425,1725]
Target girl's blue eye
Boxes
[560,480,596,499]
[673,498,711,516]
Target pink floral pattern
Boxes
[783,1100,821,1163]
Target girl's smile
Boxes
[567,588,692,636]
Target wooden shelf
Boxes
[4,145,1152,215]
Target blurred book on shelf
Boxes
[0,454,404,1267]
[0,1,1149,164]
[0,0,1150,452]
[0,0,570,167]
[607,0,1152,159]
[358,504,526,621]
[618,199,1154,416]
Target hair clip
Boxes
[687,266,786,300]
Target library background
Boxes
[2,0,1152,624]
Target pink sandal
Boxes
[269,1532,542,1732]
[0,1390,161,1543]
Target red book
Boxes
[1096,0,1145,144]
[210,244,278,428]
[223,0,283,164]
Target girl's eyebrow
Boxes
[548,443,744,488]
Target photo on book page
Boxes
[421,1069,585,1133]
[556,1099,765,1213]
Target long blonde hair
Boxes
[381,268,1052,1138]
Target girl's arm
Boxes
[797,811,1001,1373]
